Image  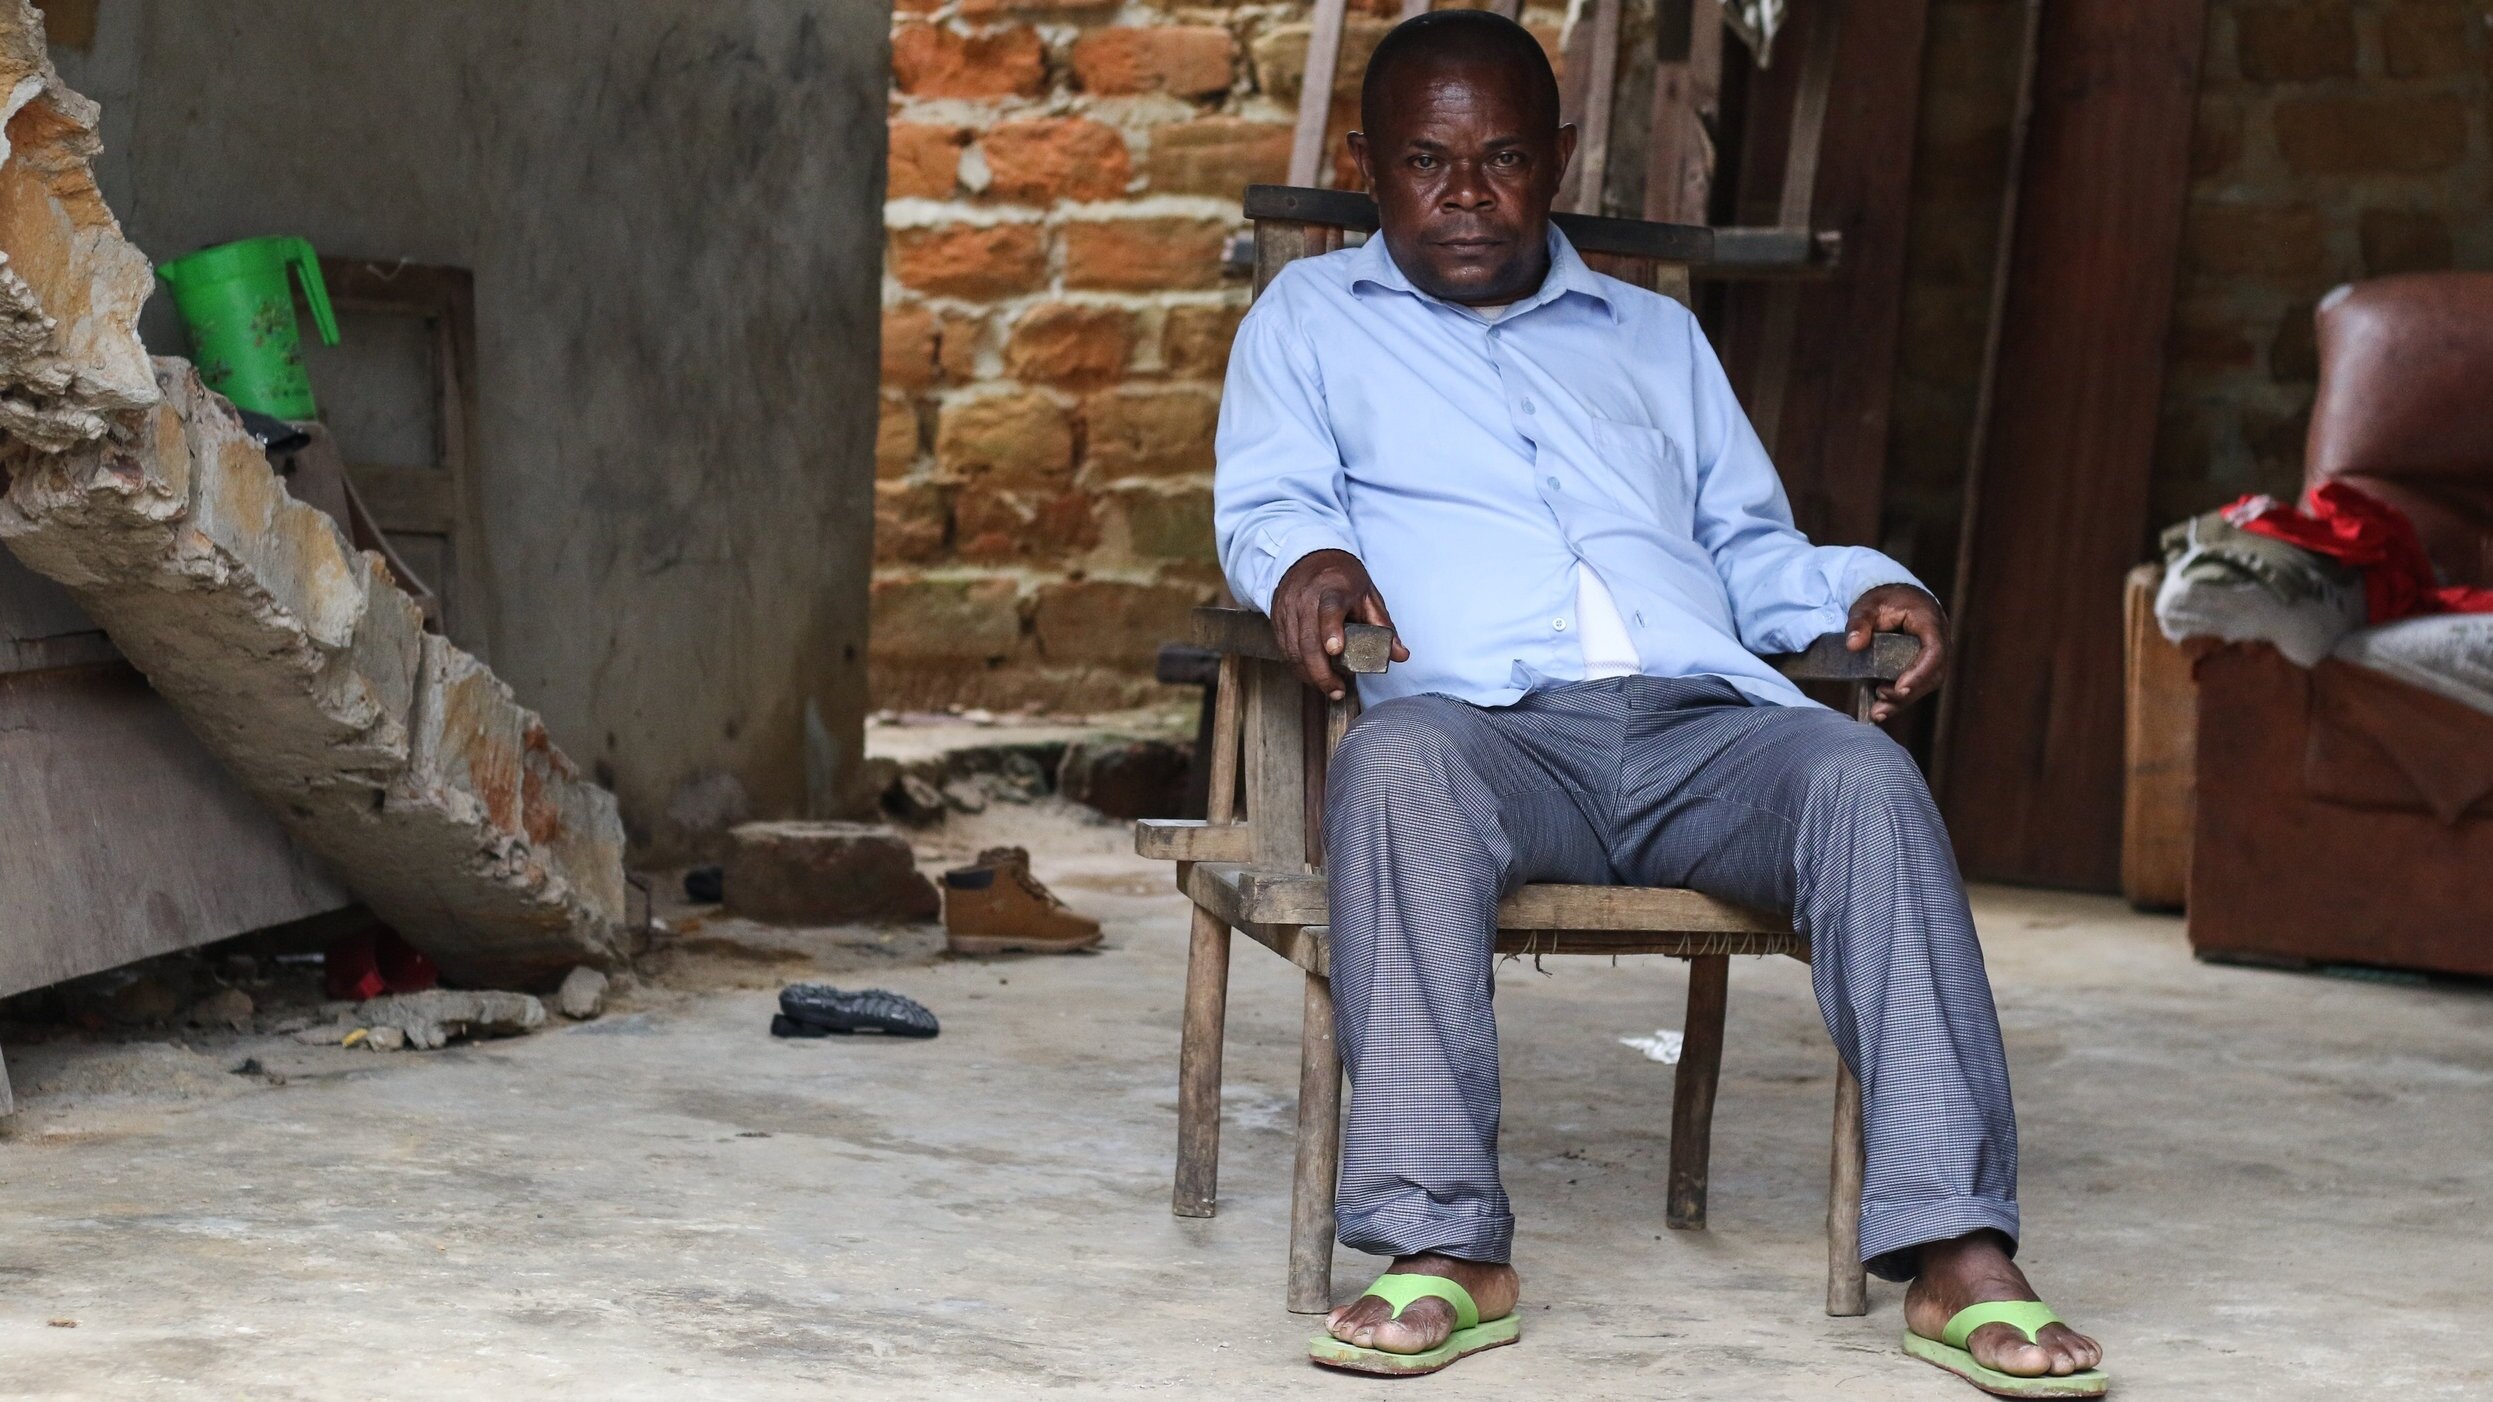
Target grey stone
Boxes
[293,1021,353,1046]
[888,772,947,825]
[356,990,546,1051]
[941,778,989,814]
[722,821,941,926]
[363,1025,407,1052]
[556,966,608,1020]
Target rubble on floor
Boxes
[0,10,626,989]
[723,821,941,926]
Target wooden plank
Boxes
[1207,651,1244,822]
[1173,901,1233,1217]
[2120,563,2194,909]
[1289,0,1351,188]
[1666,953,1728,1229]
[1558,0,1624,215]
[1190,863,1792,937]
[1245,659,1311,870]
[1193,606,1394,675]
[1768,630,1917,683]
[1826,1061,1868,1315]
[1287,969,1344,1313]
[1644,0,1724,225]
[1737,0,1839,457]
[0,665,352,1001]
[1936,0,2209,890]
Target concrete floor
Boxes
[2,801,2488,1400]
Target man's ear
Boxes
[1346,130,1372,191]
[1554,122,1579,182]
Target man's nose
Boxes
[1440,161,1496,209]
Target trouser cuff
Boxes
[1859,1194,2021,1282]
[1338,1203,1515,1264]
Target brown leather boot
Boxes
[941,846,1103,954]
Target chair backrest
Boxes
[1244,184,1717,304]
[2306,273,2493,587]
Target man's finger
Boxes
[1283,596,1338,696]
[1353,589,1411,665]
[1891,609,1946,697]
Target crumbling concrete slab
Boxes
[0,6,626,989]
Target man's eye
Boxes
[1410,154,1437,169]
[1492,151,1523,167]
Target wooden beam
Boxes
[1644,0,1724,225]
[1767,630,1917,683]
[1289,0,1351,187]
[1192,607,1395,675]
[1937,0,2209,890]
[1558,0,1625,215]
[1135,819,1255,864]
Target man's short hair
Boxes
[1359,10,1562,138]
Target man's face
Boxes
[1350,57,1575,305]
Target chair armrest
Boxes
[1767,632,1920,683]
[1192,607,1396,674]
[1194,608,1918,684]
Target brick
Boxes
[935,390,1076,488]
[1063,216,1230,291]
[870,575,1026,661]
[1144,117,1292,196]
[882,305,939,390]
[2382,4,2475,79]
[954,487,1098,562]
[1162,302,1246,378]
[1032,579,1201,665]
[876,481,950,564]
[2274,94,2468,175]
[2191,93,2244,180]
[877,392,922,479]
[723,822,940,926]
[2234,5,2354,81]
[1005,302,1139,386]
[1084,386,1219,477]
[1250,17,1395,102]
[1071,26,1238,97]
[888,123,967,200]
[2183,203,2327,278]
[959,0,1116,14]
[2358,208,2453,275]
[979,117,1133,204]
[938,311,987,382]
[891,23,1047,99]
[1101,485,1215,561]
[889,222,1048,300]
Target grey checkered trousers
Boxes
[1323,674,2020,1280]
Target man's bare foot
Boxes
[1324,1252,1520,1355]
[1905,1231,2103,1379]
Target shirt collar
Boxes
[1348,223,1619,324]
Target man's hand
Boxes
[1271,549,1410,701]
[1845,583,1948,724]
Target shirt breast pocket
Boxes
[1586,415,1695,535]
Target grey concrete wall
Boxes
[56,2,887,858]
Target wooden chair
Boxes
[1135,189,1912,1318]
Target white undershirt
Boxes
[1463,299,1644,682]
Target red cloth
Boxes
[2223,481,2493,623]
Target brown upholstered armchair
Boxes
[2130,274,2493,976]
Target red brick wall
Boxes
[2157,0,2493,525]
[872,0,1563,712]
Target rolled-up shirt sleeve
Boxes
[1680,312,1926,654]
[1213,285,1361,614]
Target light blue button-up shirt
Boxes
[1213,226,1925,709]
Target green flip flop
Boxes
[1903,1301,2108,1398]
[1307,1273,1521,1376]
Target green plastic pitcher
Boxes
[156,236,339,419]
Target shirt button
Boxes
[1553,618,1568,632]
[1521,397,1537,414]
[1635,611,1646,626]
[1545,476,1560,490]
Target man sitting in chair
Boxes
[1213,10,2105,1393]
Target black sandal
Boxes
[775,984,940,1039]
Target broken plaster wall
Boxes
[56,2,886,859]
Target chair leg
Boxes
[1287,968,1343,1314]
[1667,953,1729,1230]
[1173,904,1232,1218]
[1825,1056,1869,1316]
